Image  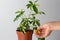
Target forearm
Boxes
[48,21,60,30]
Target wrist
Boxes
[46,23,53,31]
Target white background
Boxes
[0,0,60,40]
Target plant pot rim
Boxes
[16,29,33,32]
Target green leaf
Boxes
[26,4,33,10]
[26,24,30,30]
[33,5,38,13]
[38,38,45,40]
[13,14,21,21]
[26,1,33,9]
[17,27,21,30]
[29,1,33,5]
[20,18,30,30]
[26,4,32,8]
[30,6,33,10]
[13,10,25,21]
[33,16,35,19]
[35,20,40,26]
[31,14,36,16]
[15,11,21,14]
[21,18,25,23]
[22,28,26,33]
[33,27,37,30]
[39,11,45,15]
[33,21,35,26]
[35,0,38,3]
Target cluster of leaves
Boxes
[26,0,45,14]
[26,0,38,13]
[14,0,45,40]
[13,10,25,21]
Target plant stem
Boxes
[38,38,45,40]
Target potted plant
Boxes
[13,0,45,40]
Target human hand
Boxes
[35,24,52,38]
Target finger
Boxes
[39,26,51,38]
[35,28,45,38]
[36,25,50,38]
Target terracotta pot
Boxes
[16,30,33,40]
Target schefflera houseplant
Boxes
[13,0,45,40]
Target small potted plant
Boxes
[13,0,45,40]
